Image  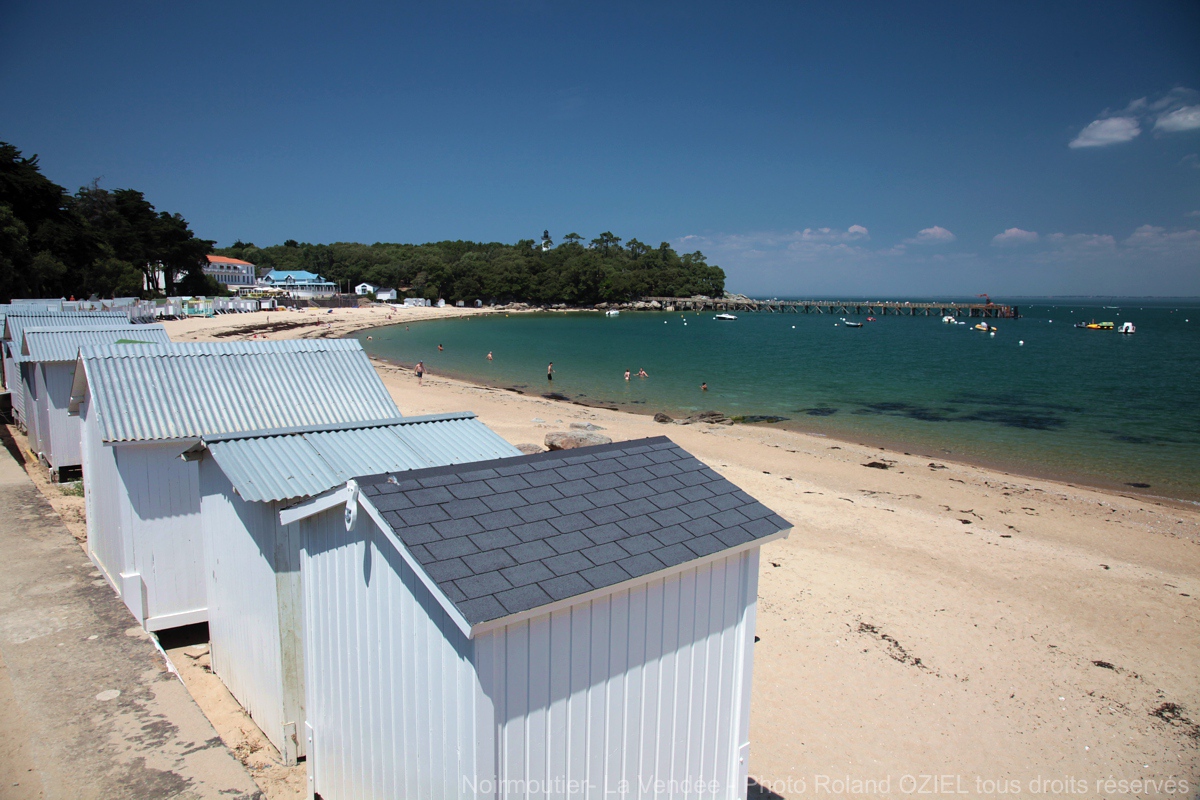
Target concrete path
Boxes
[0,441,263,799]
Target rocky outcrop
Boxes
[545,431,613,450]
[653,412,674,424]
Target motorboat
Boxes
[844,320,864,328]
[866,316,876,322]
[942,315,957,324]
[1118,321,1135,334]
[714,313,737,321]
[1079,320,1115,330]
[604,309,619,317]
[973,322,995,332]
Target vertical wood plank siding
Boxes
[199,459,295,755]
[302,509,761,800]
[42,363,82,469]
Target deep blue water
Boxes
[358,300,1200,502]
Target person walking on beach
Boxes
[415,361,425,386]
[547,362,555,382]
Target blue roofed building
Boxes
[257,270,339,298]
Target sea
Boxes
[356,299,1200,504]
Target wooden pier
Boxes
[642,297,1019,319]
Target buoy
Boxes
[1019,340,1024,345]
[791,325,796,329]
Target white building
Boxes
[286,436,791,800]
[19,325,170,479]
[355,282,378,295]
[258,270,339,298]
[188,413,520,763]
[375,288,397,301]
[2,311,128,431]
[69,339,401,632]
[204,255,257,288]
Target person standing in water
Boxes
[701,382,708,391]
[487,351,493,361]
[624,369,631,381]
[415,361,425,386]
[438,343,444,351]
[547,362,555,381]
[637,368,648,378]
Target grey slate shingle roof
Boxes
[358,435,791,627]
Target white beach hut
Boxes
[68,339,401,632]
[286,435,791,800]
[188,412,520,763]
[19,325,171,479]
[2,311,128,431]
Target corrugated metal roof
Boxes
[74,339,401,443]
[19,325,170,363]
[3,312,129,342]
[205,413,520,502]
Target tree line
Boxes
[2,140,726,305]
[1,142,216,301]
[216,233,725,306]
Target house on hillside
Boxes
[186,412,519,763]
[258,270,338,298]
[285,435,791,800]
[204,255,257,288]
[69,339,400,632]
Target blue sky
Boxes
[2,0,1198,296]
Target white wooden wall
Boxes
[302,509,484,800]
[113,441,207,630]
[199,458,305,761]
[301,508,760,800]
[82,396,126,592]
[475,550,758,800]
[39,363,82,470]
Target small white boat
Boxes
[714,313,737,321]
[942,315,957,324]
[843,321,864,328]
[1118,321,1135,334]
[604,309,619,317]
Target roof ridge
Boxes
[353,435,673,487]
[201,412,478,443]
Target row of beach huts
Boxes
[0,301,791,800]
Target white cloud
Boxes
[1186,210,1200,218]
[905,226,956,245]
[991,227,1039,246]
[1069,117,1141,148]
[1155,105,1200,133]
[1123,224,1200,253]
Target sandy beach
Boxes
[65,310,1199,796]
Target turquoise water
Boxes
[357,301,1200,502]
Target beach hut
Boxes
[2,311,128,430]
[69,339,401,632]
[19,325,171,479]
[286,435,791,800]
[188,412,520,763]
